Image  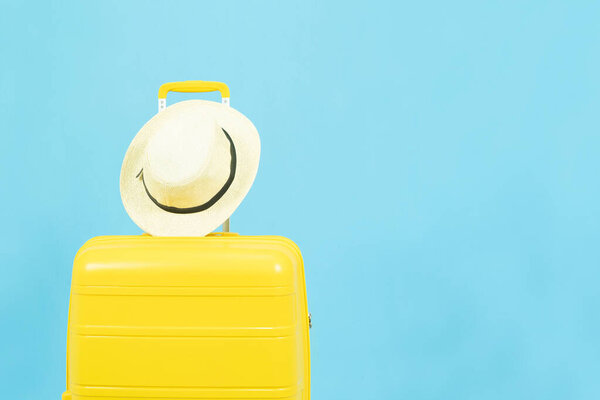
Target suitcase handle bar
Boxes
[157,81,231,112]
[156,80,232,233]
[158,81,230,99]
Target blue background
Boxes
[1,1,600,398]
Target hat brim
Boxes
[120,100,260,236]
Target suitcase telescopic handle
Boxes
[156,80,232,233]
[157,81,231,112]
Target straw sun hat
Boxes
[120,100,260,236]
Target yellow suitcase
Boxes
[62,233,310,400]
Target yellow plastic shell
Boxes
[61,234,310,400]
[158,80,230,99]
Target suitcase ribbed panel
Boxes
[62,235,310,400]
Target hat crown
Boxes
[142,113,231,209]
[145,115,217,185]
